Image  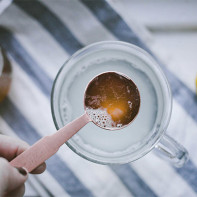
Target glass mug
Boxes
[51,41,189,167]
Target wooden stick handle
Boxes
[10,113,90,172]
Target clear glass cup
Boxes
[51,41,188,167]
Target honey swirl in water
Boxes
[85,72,140,129]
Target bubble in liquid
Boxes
[86,107,117,129]
[128,101,132,109]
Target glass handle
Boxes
[154,134,189,168]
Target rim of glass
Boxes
[51,41,172,165]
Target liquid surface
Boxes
[85,72,140,129]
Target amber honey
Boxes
[85,72,140,129]
[0,49,12,102]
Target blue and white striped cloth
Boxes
[0,1,197,196]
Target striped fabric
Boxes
[0,0,196,196]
